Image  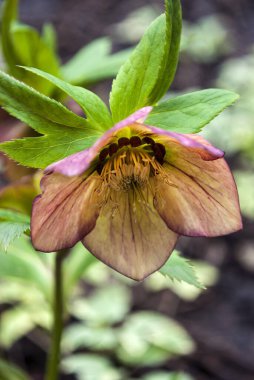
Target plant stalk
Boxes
[45,250,66,380]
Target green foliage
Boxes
[116,312,195,366]
[0,304,51,348]
[0,208,30,250]
[0,70,101,168]
[0,358,30,380]
[62,354,123,380]
[150,0,182,103]
[0,0,19,76]
[159,251,204,289]
[0,70,88,130]
[0,237,51,298]
[145,89,239,133]
[61,37,132,86]
[110,14,166,122]
[21,67,113,131]
[0,131,98,168]
[110,0,181,122]
[141,372,194,380]
[0,0,60,95]
[62,324,118,352]
[181,15,232,63]
[234,170,254,219]
[71,285,131,325]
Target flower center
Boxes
[97,136,166,192]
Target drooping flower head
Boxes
[31,107,242,280]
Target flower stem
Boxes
[45,250,66,380]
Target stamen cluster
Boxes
[97,136,166,195]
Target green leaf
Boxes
[62,354,123,380]
[11,23,60,94]
[20,67,113,131]
[0,358,30,380]
[110,0,182,122]
[62,324,117,353]
[72,285,131,325]
[0,131,98,168]
[117,312,195,366]
[0,222,29,251]
[61,37,132,86]
[145,89,239,133]
[61,37,112,82]
[0,0,20,76]
[0,208,30,223]
[234,170,254,219]
[0,306,35,348]
[0,208,30,250]
[0,236,52,299]
[42,22,58,54]
[149,0,182,104]
[0,0,60,94]
[0,70,100,167]
[0,70,88,130]
[142,371,194,380]
[159,251,204,289]
[110,14,167,122]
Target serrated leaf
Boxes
[110,0,181,122]
[145,89,239,133]
[0,70,100,167]
[0,221,29,250]
[110,14,167,122]
[21,67,113,131]
[0,70,88,130]
[159,251,204,289]
[149,0,182,104]
[0,131,99,168]
[0,208,30,250]
[61,37,132,86]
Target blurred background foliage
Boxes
[0,0,253,379]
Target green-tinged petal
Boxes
[154,136,242,236]
[83,187,178,281]
[31,173,100,252]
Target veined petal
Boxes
[83,186,178,281]
[31,173,101,252]
[45,107,153,177]
[145,125,224,160]
[154,151,242,237]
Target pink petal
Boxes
[31,173,101,252]
[45,107,153,177]
[154,150,242,236]
[83,186,178,281]
[145,125,224,160]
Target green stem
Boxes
[45,251,66,380]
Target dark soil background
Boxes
[3,0,254,379]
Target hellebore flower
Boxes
[31,107,242,280]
